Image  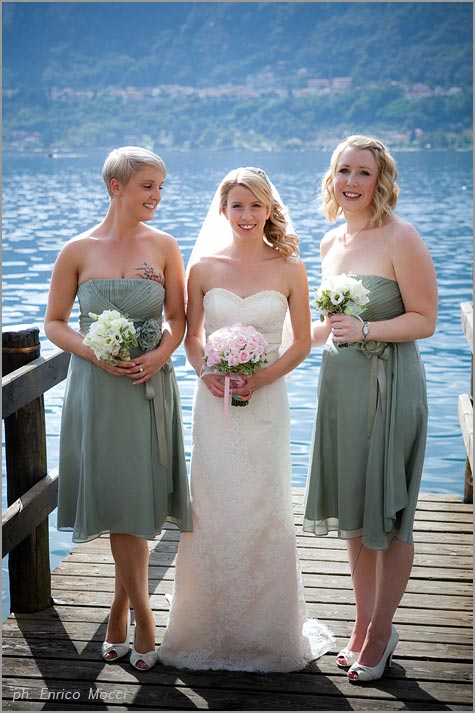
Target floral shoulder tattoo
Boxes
[135,262,164,284]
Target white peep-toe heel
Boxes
[336,647,360,668]
[102,609,131,662]
[130,627,159,671]
[347,625,399,683]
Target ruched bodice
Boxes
[78,278,165,339]
[356,275,405,321]
[58,278,191,543]
[203,288,288,363]
[304,274,428,550]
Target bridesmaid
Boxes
[303,135,437,682]
[45,147,192,671]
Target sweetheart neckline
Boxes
[204,287,288,303]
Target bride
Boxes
[158,167,334,671]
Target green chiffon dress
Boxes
[303,275,428,550]
[57,278,192,543]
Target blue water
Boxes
[2,149,472,620]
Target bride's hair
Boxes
[102,146,167,197]
[320,135,399,227]
[218,167,299,258]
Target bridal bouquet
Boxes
[314,274,370,322]
[203,323,268,407]
[83,309,138,364]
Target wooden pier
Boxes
[2,311,473,711]
[2,490,473,711]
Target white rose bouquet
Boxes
[314,274,370,322]
[203,322,268,407]
[83,309,138,364]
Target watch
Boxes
[362,321,370,341]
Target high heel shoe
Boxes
[102,610,131,662]
[130,628,159,671]
[347,625,399,683]
[336,647,360,668]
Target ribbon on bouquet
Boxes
[224,374,231,432]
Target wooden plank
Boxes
[2,349,70,419]
[1,663,473,708]
[2,657,474,704]
[5,678,471,712]
[291,489,465,503]
[458,392,473,471]
[49,570,473,598]
[460,301,473,350]
[2,492,472,712]
[2,468,59,557]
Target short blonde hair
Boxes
[320,135,399,226]
[219,167,299,257]
[102,146,166,197]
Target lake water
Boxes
[2,149,472,619]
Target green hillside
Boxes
[3,2,472,151]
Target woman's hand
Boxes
[125,349,168,385]
[330,314,364,343]
[201,372,231,398]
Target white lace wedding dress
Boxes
[158,288,334,672]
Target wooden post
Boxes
[460,302,473,504]
[2,327,53,612]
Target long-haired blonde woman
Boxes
[158,167,334,672]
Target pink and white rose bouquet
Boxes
[203,322,268,407]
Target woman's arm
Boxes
[311,318,332,347]
[45,241,136,376]
[44,242,93,359]
[184,263,207,376]
[185,262,227,397]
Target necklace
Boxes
[341,222,371,247]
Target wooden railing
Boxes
[459,302,473,503]
[2,327,70,613]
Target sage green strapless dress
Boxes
[303,275,428,550]
[57,278,192,543]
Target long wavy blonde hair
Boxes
[219,167,299,257]
[320,135,400,226]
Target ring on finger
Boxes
[138,365,144,373]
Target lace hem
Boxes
[159,616,335,673]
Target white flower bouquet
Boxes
[203,322,268,407]
[83,309,138,364]
[314,274,370,322]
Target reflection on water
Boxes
[2,149,472,617]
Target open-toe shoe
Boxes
[347,625,399,683]
[336,647,360,668]
[130,646,159,671]
[102,609,131,662]
[130,628,159,671]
